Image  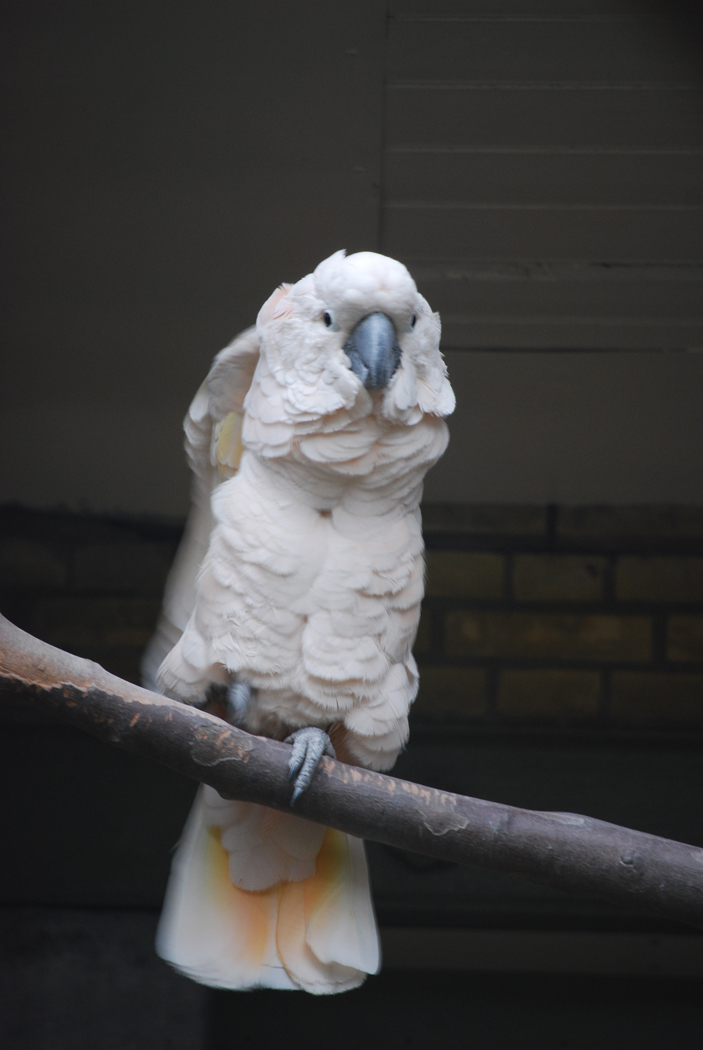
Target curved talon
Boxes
[225,680,253,727]
[284,727,336,805]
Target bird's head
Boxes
[253,250,455,427]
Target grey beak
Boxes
[344,313,401,390]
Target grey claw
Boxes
[284,728,336,805]
[225,680,253,727]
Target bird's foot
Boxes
[284,727,336,805]
[225,679,253,727]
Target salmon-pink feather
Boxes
[148,251,453,992]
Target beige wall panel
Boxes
[386,87,703,149]
[384,204,703,262]
[389,1,656,15]
[422,350,703,504]
[413,268,703,349]
[388,16,691,84]
[385,151,703,207]
[438,318,703,351]
[416,268,703,319]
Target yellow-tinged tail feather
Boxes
[156,786,380,994]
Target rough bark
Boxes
[1,613,702,929]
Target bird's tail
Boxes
[156,785,380,994]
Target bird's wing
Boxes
[141,327,260,691]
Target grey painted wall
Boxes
[2,1,702,515]
[1,1,386,516]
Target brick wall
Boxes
[417,505,703,729]
[0,506,180,691]
[2,503,703,730]
[2,501,703,967]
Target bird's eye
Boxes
[410,314,417,328]
[323,311,333,328]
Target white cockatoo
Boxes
[143,249,454,994]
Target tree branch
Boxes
[1,612,702,930]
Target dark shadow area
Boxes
[0,907,205,1050]
[208,970,703,1050]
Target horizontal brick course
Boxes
[617,557,703,603]
[445,611,651,662]
[422,504,546,537]
[72,542,175,595]
[425,551,503,599]
[413,665,486,718]
[667,617,703,662]
[32,598,160,649]
[513,554,606,602]
[557,506,703,545]
[611,672,703,723]
[497,669,600,719]
[7,502,703,732]
[413,610,432,656]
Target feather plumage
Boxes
[148,251,453,992]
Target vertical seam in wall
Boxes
[600,667,611,722]
[651,611,668,665]
[376,2,392,252]
[546,504,558,551]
